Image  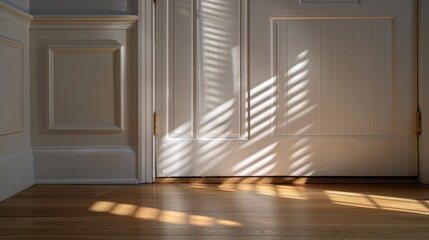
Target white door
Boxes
[154,0,418,177]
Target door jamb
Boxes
[418,0,429,184]
[138,0,155,183]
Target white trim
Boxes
[32,146,135,155]
[0,2,33,29]
[0,36,24,136]
[0,148,32,163]
[138,0,155,183]
[0,180,34,202]
[271,16,394,20]
[31,15,138,30]
[0,148,34,202]
[46,44,125,132]
[35,179,138,185]
[300,0,360,4]
[419,0,429,184]
[33,146,137,183]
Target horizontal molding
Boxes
[300,0,360,4]
[271,16,394,20]
[0,36,24,136]
[0,148,33,164]
[31,15,138,30]
[0,148,34,202]
[35,179,138,185]
[32,146,136,155]
[47,43,124,132]
[0,2,33,28]
[155,177,419,184]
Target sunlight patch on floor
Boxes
[324,190,429,215]
[89,201,243,227]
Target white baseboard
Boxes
[0,148,34,202]
[35,178,138,185]
[33,146,137,184]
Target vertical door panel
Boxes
[196,0,242,138]
[167,0,193,138]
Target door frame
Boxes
[138,0,429,183]
[418,0,429,184]
[137,0,155,183]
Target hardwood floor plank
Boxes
[1,184,429,239]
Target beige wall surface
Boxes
[31,30,137,147]
[30,19,138,183]
[0,3,34,201]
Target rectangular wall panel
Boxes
[0,37,23,136]
[48,43,124,132]
[272,18,393,136]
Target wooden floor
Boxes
[1,183,429,239]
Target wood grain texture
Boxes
[1,184,429,239]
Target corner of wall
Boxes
[0,3,34,202]
[0,149,34,201]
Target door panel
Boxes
[195,0,243,138]
[155,0,417,177]
[272,18,394,136]
[167,0,193,139]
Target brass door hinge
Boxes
[417,111,422,136]
[154,112,159,136]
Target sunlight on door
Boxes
[155,0,417,177]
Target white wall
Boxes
[30,0,137,15]
[0,3,34,201]
[30,16,138,184]
[0,0,30,13]
[419,0,429,184]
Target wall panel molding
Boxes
[300,0,360,4]
[47,43,125,132]
[31,15,138,30]
[0,2,33,28]
[0,36,24,136]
